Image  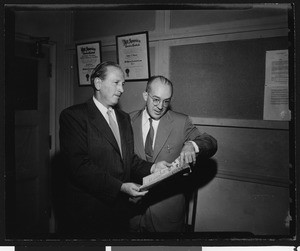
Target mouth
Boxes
[153,109,163,115]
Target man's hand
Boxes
[120,182,148,197]
[150,160,172,173]
[180,141,196,165]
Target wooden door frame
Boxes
[48,42,57,233]
[15,33,57,233]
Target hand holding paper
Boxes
[150,160,172,173]
[180,141,197,165]
[121,182,148,197]
[139,156,191,192]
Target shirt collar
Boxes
[93,96,109,114]
[142,108,159,126]
[93,96,108,113]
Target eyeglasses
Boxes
[147,93,171,107]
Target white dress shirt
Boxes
[142,109,160,148]
[93,96,119,129]
[142,109,199,153]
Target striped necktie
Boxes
[145,118,154,161]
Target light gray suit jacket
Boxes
[130,109,217,232]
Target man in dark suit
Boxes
[130,76,218,232]
[59,62,170,236]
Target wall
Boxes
[72,10,157,111]
[70,6,292,235]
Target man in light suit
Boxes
[130,76,217,232]
[59,62,170,236]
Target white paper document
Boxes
[263,49,290,121]
[139,156,191,192]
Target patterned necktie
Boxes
[145,118,154,161]
[107,108,122,157]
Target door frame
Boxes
[15,33,57,233]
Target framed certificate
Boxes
[76,41,102,86]
[116,31,150,81]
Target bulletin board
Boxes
[169,36,289,120]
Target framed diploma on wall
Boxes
[76,41,102,86]
[116,31,150,81]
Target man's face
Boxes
[98,66,125,107]
[144,79,172,120]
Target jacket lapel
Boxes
[115,109,127,160]
[131,110,146,160]
[87,98,122,157]
[153,110,173,162]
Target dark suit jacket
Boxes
[58,98,152,236]
[130,109,217,232]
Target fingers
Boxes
[180,152,185,164]
[132,190,148,198]
[138,190,148,196]
[163,161,172,168]
[131,183,148,196]
[188,151,196,164]
[131,183,141,191]
[153,161,172,173]
[122,182,148,197]
[180,151,196,164]
[180,142,197,165]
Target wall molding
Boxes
[72,11,288,47]
[215,167,290,188]
[191,117,289,130]
[163,12,288,38]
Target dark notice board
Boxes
[169,36,289,120]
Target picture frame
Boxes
[116,31,150,81]
[76,41,102,86]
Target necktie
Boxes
[107,108,122,157]
[145,118,154,161]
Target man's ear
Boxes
[94,77,101,91]
[142,91,148,102]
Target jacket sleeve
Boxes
[59,108,123,204]
[184,116,218,159]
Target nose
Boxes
[157,101,163,109]
[118,83,124,93]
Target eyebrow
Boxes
[152,95,171,100]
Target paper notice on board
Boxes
[263,50,290,121]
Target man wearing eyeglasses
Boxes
[129,75,218,232]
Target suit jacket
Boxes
[130,109,217,232]
[58,98,152,236]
